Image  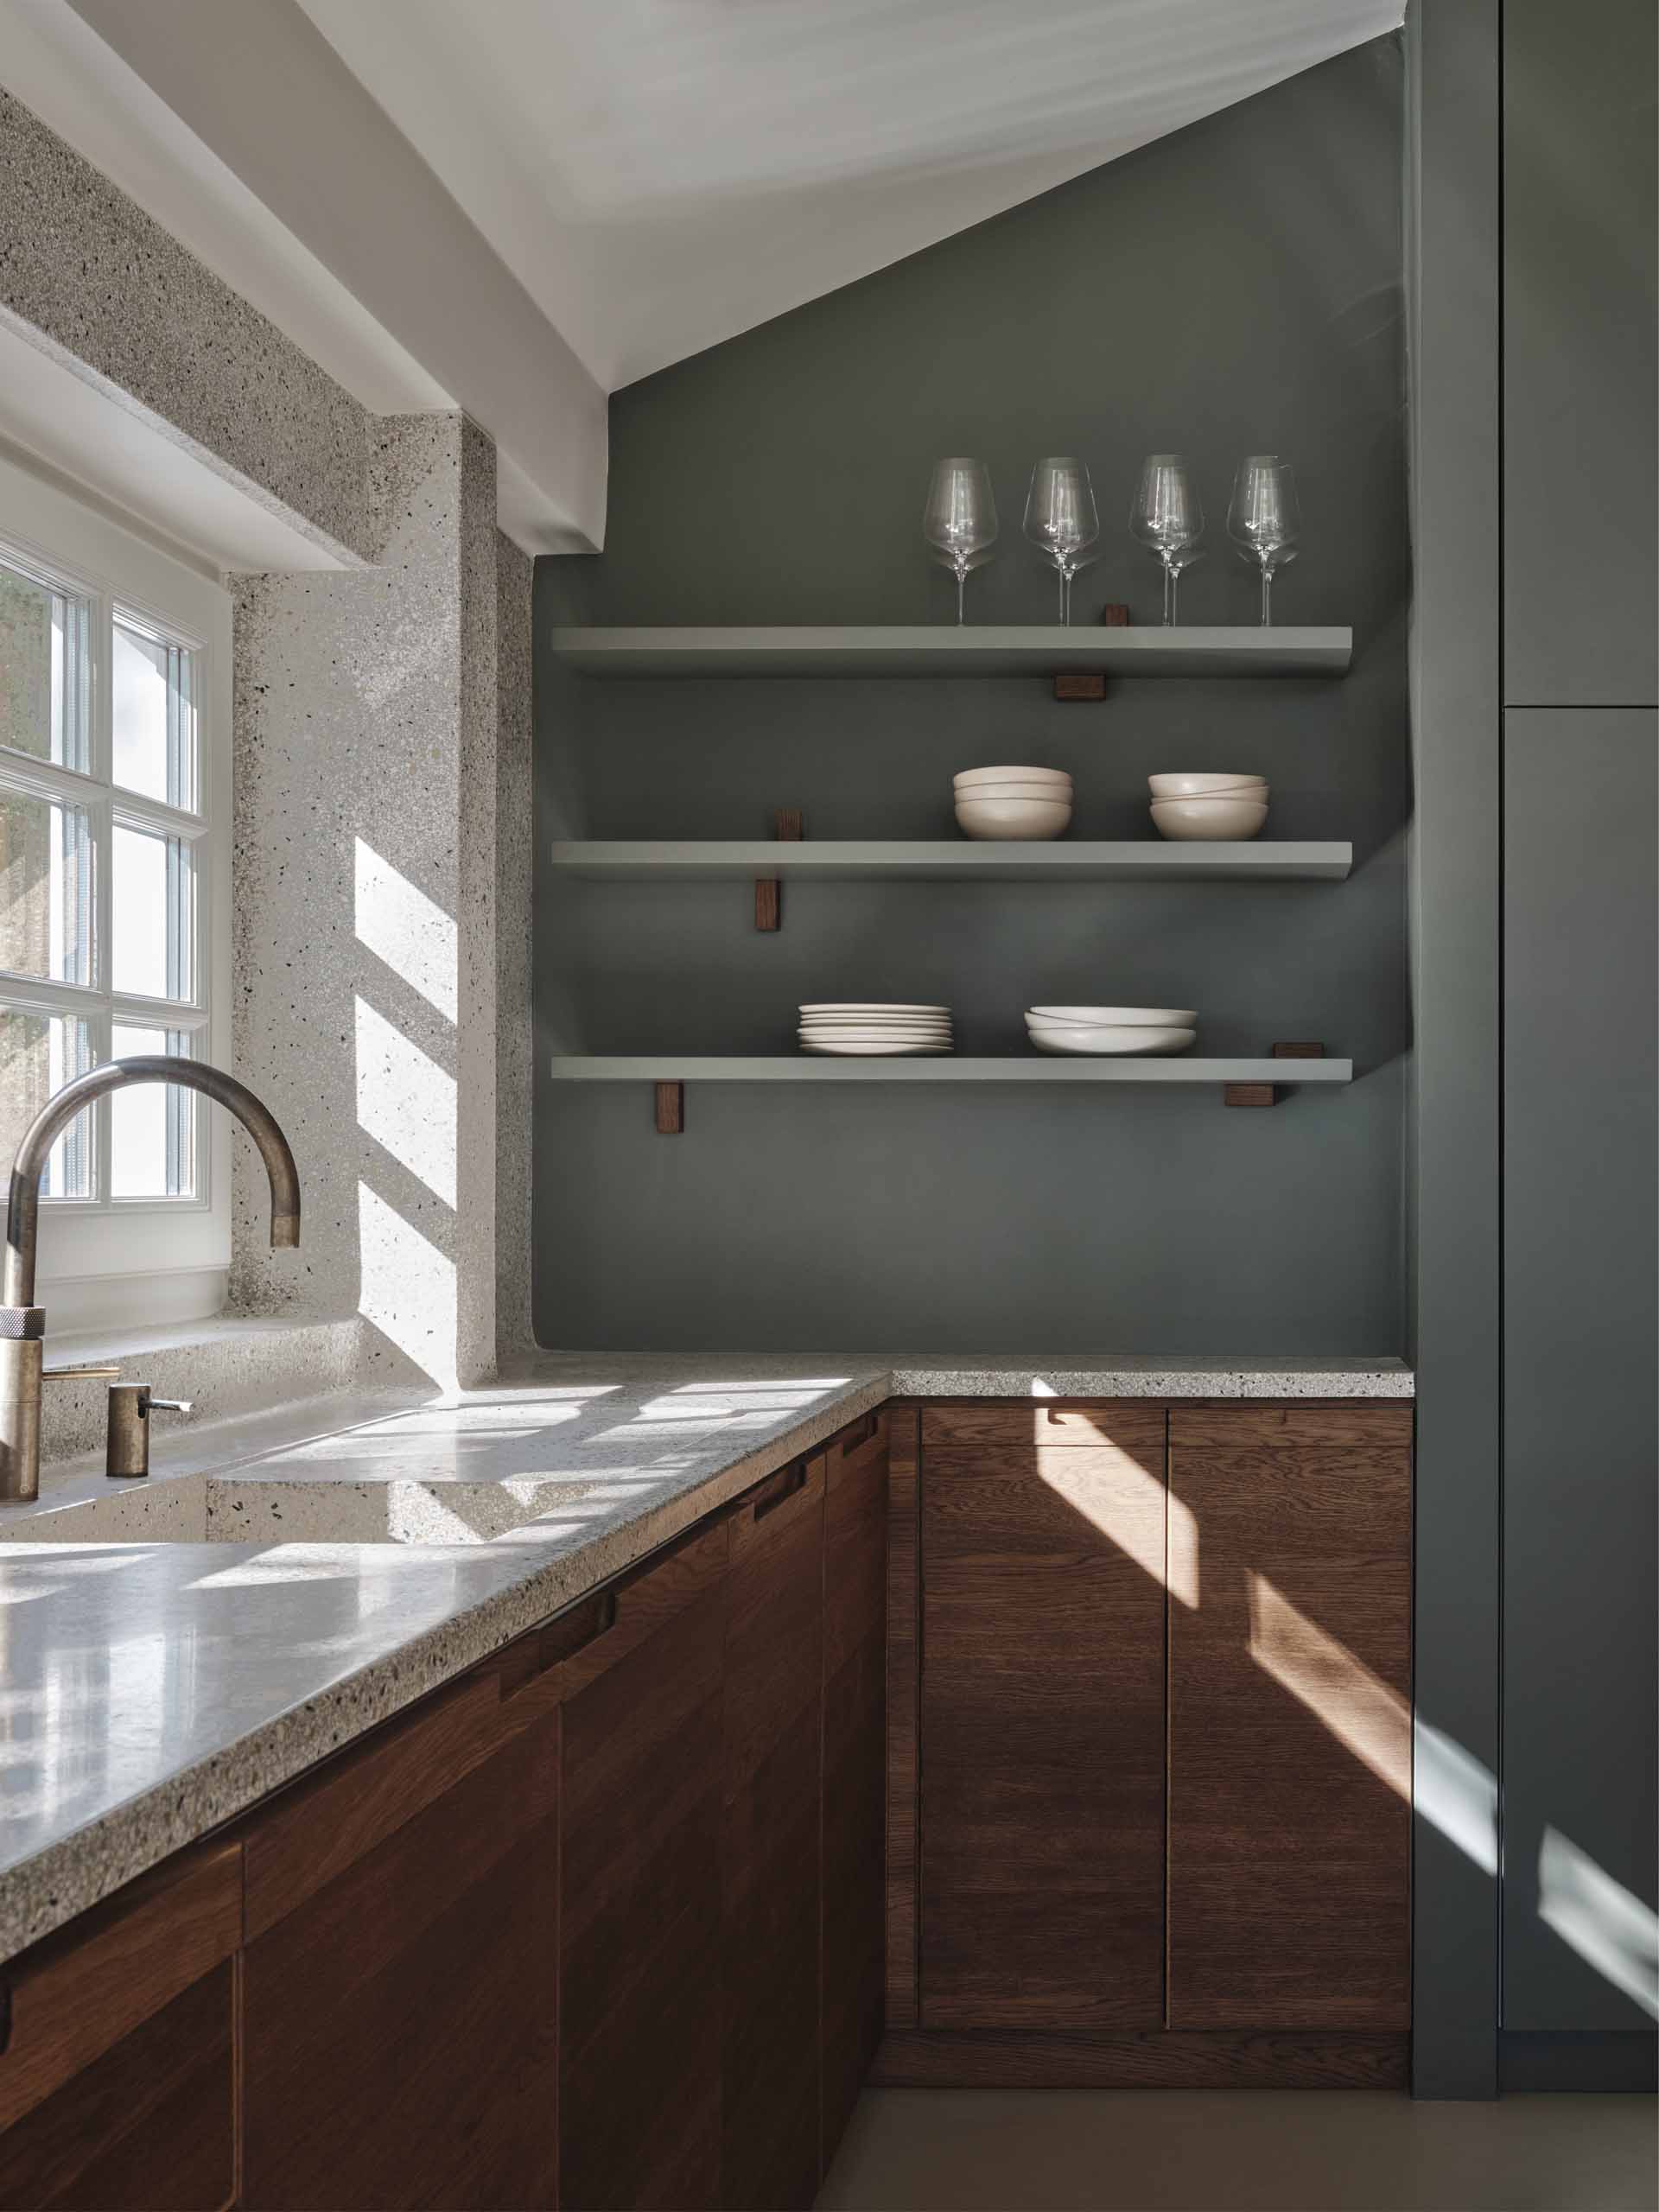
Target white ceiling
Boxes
[296,0,1402,390]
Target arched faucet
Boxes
[0,1057,301,1503]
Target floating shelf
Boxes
[550,1056,1353,1088]
[550,625,1353,678]
[549,839,1353,883]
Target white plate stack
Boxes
[1024,1006,1198,1055]
[1148,772,1268,841]
[954,766,1073,841]
[798,1002,954,1055]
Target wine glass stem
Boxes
[1261,563,1271,627]
[1162,561,1174,626]
[956,564,966,626]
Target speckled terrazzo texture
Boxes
[455,420,501,1385]
[33,1316,364,1465]
[232,416,486,1387]
[885,1356,1416,1398]
[0,88,372,562]
[493,533,536,1364]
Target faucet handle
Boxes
[105,1385,192,1480]
[43,1364,122,1382]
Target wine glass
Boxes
[924,460,998,625]
[1130,455,1204,625]
[1023,457,1099,626]
[1227,456,1301,626]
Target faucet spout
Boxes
[1,1057,301,1499]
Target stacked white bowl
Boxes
[955,765,1073,841]
[1024,1005,1198,1055]
[1149,772,1268,841]
[798,1003,953,1056]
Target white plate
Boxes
[1027,1006,1197,1026]
[800,1040,955,1056]
[1027,1026,1196,1056]
[799,1002,950,1015]
[799,1029,952,1044]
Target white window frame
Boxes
[0,450,232,1332]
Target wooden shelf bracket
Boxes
[1052,604,1129,702]
[754,809,803,931]
[1224,1042,1326,1108]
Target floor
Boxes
[817,2089,1659,2211]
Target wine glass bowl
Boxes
[1023,457,1099,626]
[1130,455,1204,625]
[1226,456,1300,626]
[924,459,998,625]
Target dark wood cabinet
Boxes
[240,1651,563,2211]
[820,1413,887,2180]
[1166,1402,1413,2030]
[0,1842,240,2212]
[918,1402,1168,2030]
[559,1519,728,2212]
[720,1453,826,2212]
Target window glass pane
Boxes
[0,556,92,773]
[113,614,197,811]
[111,1022,195,1198]
[0,785,94,985]
[0,1007,94,1198]
[111,822,193,1001]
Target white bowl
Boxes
[955,765,1072,791]
[1027,1006,1197,1027]
[1151,798,1268,842]
[955,787,1071,804]
[957,798,1072,841]
[1148,772,1267,798]
[1027,1026,1197,1056]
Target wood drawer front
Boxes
[0,1963,235,2212]
[923,1402,1165,1454]
[558,1516,729,1702]
[243,1668,506,1940]
[242,1712,560,2212]
[825,1421,887,1681]
[0,1840,241,2137]
[1167,1404,1412,2030]
[920,1427,1166,2031]
[561,1545,726,2212]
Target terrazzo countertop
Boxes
[0,1351,1411,1964]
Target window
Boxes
[0,454,231,1329]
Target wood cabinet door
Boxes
[0,1843,240,2212]
[919,1402,1167,2029]
[241,1663,563,2211]
[1167,1403,1413,2030]
[560,1521,728,2212]
[722,1453,826,2212]
[820,1414,887,2181]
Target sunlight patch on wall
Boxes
[353,836,458,1022]
[358,1181,457,1388]
[354,996,456,1206]
[1248,1570,1410,1797]
[1414,1720,1499,1877]
[1538,1826,1659,2018]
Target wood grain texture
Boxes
[655,1080,684,1134]
[822,1414,887,2179]
[885,1407,921,2030]
[241,1670,503,1940]
[561,1532,728,2212]
[723,1452,824,2212]
[0,1965,235,2212]
[920,1406,1167,2029]
[921,1402,1160,1452]
[1167,1402,1413,2031]
[0,1839,241,2134]
[241,1712,560,2212]
[872,2028,1410,2090]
